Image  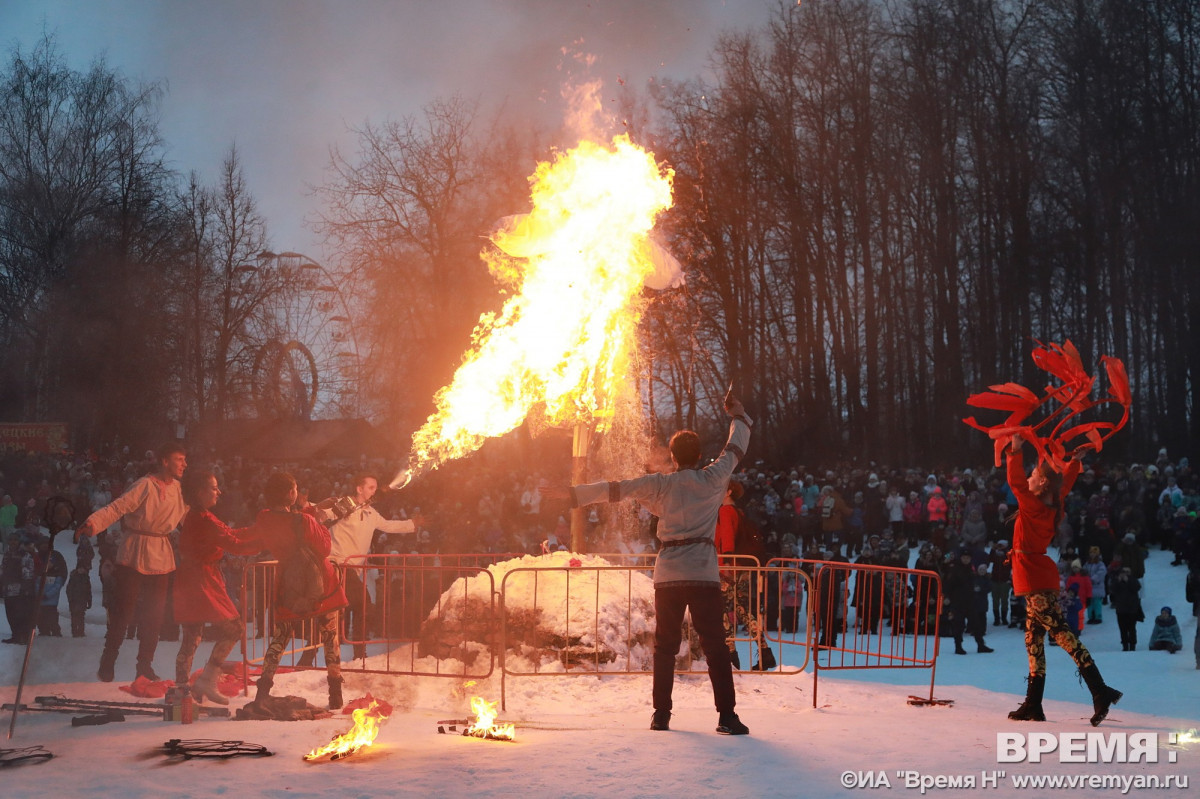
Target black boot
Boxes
[1008,675,1046,721]
[136,661,161,681]
[1080,664,1122,726]
[650,709,671,731]
[752,646,776,671]
[97,649,117,683]
[716,711,750,735]
[254,676,273,704]
[328,677,343,710]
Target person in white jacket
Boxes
[317,475,417,659]
[545,393,753,736]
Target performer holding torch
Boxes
[544,385,752,736]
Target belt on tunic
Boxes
[125,528,173,538]
[659,536,714,549]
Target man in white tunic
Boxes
[317,475,417,659]
[75,443,188,682]
[547,394,753,736]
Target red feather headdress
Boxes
[963,340,1131,471]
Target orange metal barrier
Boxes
[240,554,503,683]
[496,560,813,709]
[238,551,941,710]
[767,558,944,706]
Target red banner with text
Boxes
[0,423,69,453]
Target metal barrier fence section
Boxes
[767,558,944,706]
[238,552,941,710]
[241,554,507,682]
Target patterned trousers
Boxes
[176,616,243,685]
[1023,590,1095,678]
[722,572,763,651]
[260,612,341,685]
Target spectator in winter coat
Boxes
[971,563,993,646]
[36,537,67,637]
[1109,567,1143,651]
[885,487,905,538]
[903,492,926,546]
[1148,607,1183,653]
[926,487,949,548]
[1188,566,1200,669]
[989,541,1012,626]
[960,508,988,552]
[2,533,38,643]
[1115,532,1145,579]
[1084,548,1107,625]
[1065,561,1093,619]
[819,486,851,553]
[1062,585,1084,637]
[944,550,991,654]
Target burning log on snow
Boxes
[303,700,389,761]
[463,696,515,742]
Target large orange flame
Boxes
[463,695,515,741]
[303,700,389,761]
[406,134,673,476]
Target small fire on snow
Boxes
[464,696,515,742]
[303,700,389,761]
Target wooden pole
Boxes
[570,423,590,553]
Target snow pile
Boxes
[420,551,657,671]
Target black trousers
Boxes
[653,585,735,714]
[103,565,168,670]
[1116,612,1139,649]
[4,594,35,641]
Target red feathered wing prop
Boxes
[963,340,1130,471]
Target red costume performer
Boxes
[173,480,260,704]
[246,472,349,711]
[1005,441,1122,726]
[965,340,1130,726]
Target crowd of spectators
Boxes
[2,442,1198,666]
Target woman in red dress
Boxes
[173,469,258,704]
[1006,436,1122,725]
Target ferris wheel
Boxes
[244,252,363,420]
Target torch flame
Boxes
[303,700,389,761]
[464,696,515,741]
[1176,729,1199,746]
[405,134,673,477]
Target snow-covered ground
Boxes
[2,541,1197,798]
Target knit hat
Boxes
[1161,606,1172,615]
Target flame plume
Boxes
[303,700,389,761]
[406,134,673,477]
